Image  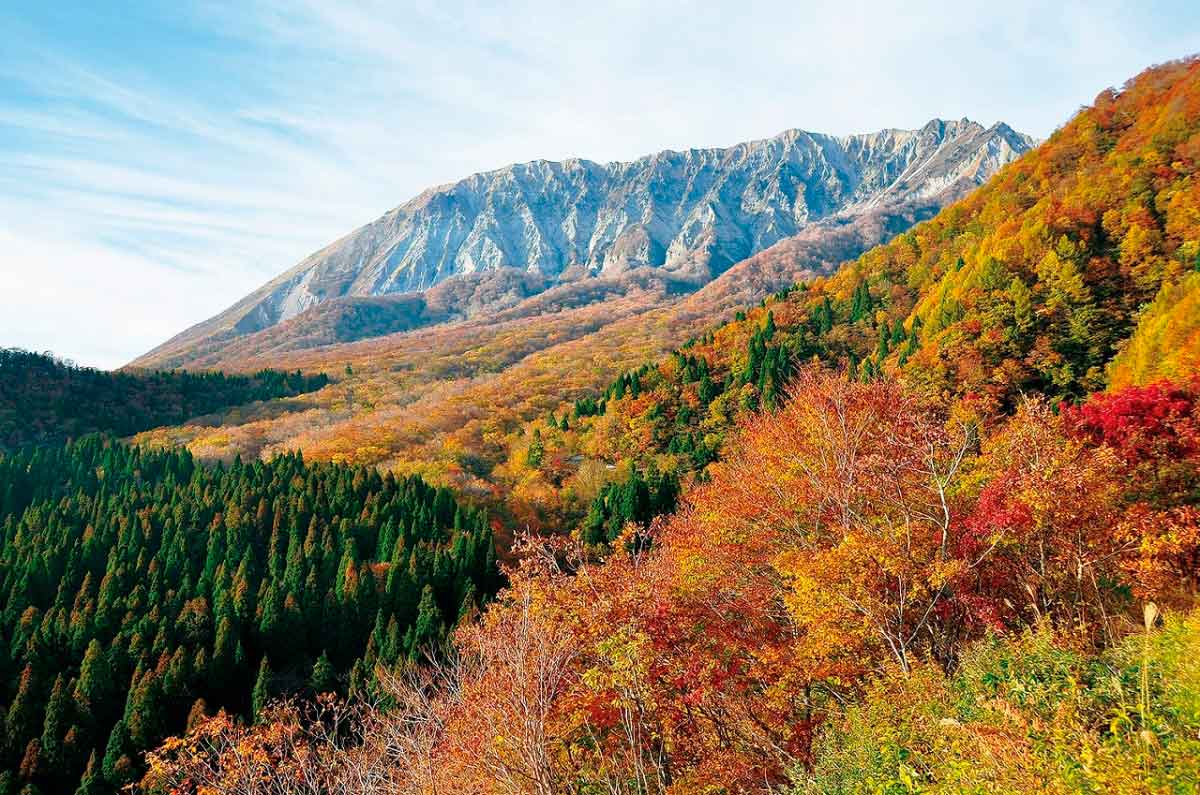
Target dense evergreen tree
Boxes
[571,396,604,419]
[100,721,130,788]
[251,659,271,719]
[0,349,329,450]
[71,753,102,795]
[0,436,499,793]
[581,467,679,547]
[309,652,336,694]
[526,428,545,468]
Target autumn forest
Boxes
[2,53,1200,795]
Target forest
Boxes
[0,437,498,795]
[489,51,1200,534]
[0,55,1198,795]
[140,55,1200,795]
[143,369,1200,795]
[0,349,330,450]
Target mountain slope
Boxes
[0,438,499,795]
[125,200,947,535]
[1109,270,1200,388]
[536,56,1200,495]
[451,54,1200,532]
[145,55,1200,795]
[134,119,1031,369]
[132,43,1200,536]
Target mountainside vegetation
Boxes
[132,40,1199,538]
[124,203,947,545]
[1,55,1198,795]
[130,56,1200,795]
[0,437,499,795]
[0,349,328,451]
[143,367,1200,795]
[1109,270,1200,387]
[491,52,1200,532]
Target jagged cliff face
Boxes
[136,118,1032,367]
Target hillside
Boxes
[1109,270,1200,387]
[144,52,1200,538]
[0,349,328,451]
[141,56,1200,795]
[0,437,499,794]
[133,119,1030,370]
[497,53,1200,512]
[125,201,946,533]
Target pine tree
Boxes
[582,492,609,546]
[211,615,238,687]
[458,581,478,623]
[125,670,163,749]
[101,720,130,786]
[408,586,444,658]
[850,282,867,322]
[17,738,40,784]
[310,651,336,694]
[38,675,69,768]
[73,640,111,720]
[819,296,834,333]
[72,753,102,795]
[251,657,272,718]
[5,664,38,757]
[348,659,369,700]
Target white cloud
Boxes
[0,0,1197,368]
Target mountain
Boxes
[140,57,1200,795]
[3,53,1198,795]
[552,55,1200,490]
[134,118,1032,369]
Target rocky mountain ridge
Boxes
[134,118,1032,368]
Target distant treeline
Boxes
[0,349,329,450]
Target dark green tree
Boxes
[71,753,101,795]
[251,658,272,719]
[100,720,131,787]
[527,428,545,468]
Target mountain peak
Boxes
[133,118,1032,369]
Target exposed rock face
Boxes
[134,119,1032,368]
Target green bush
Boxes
[793,610,1200,795]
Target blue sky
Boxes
[1,1,1197,368]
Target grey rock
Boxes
[141,118,1032,363]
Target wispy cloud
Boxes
[0,0,1196,367]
